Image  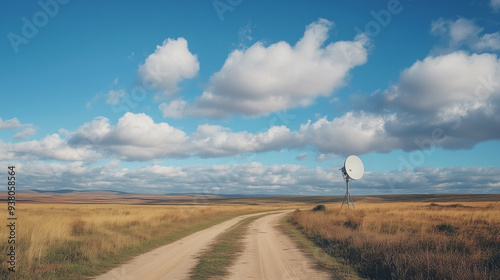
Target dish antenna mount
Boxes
[340,155,364,209]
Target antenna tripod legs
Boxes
[340,155,363,209]
[341,178,355,209]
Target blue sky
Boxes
[1,0,500,195]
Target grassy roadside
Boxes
[279,210,363,280]
[189,213,269,280]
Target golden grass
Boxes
[279,214,362,280]
[0,203,295,279]
[292,202,500,280]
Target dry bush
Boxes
[292,202,500,280]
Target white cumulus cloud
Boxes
[1,117,36,139]
[299,112,398,155]
[475,32,500,51]
[383,51,500,111]
[191,19,370,118]
[70,112,190,160]
[360,51,500,151]
[431,18,500,52]
[14,127,36,139]
[12,134,100,161]
[191,124,297,158]
[138,37,199,99]
[0,117,22,129]
[159,99,188,118]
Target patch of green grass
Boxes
[279,211,364,280]
[189,214,268,280]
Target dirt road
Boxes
[96,211,330,280]
[95,212,266,280]
[227,211,330,280]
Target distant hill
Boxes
[8,190,500,205]
[26,189,130,194]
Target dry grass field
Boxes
[292,201,500,280]
[3,194,499,279]
[0,202,296,280]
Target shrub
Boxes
[313,204,326,212]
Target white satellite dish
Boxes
[343,155,364,180]
[340,155,364,209]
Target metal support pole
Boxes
[341,177,355,209]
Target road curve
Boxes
[94,211,273,280]
[227,211,330,280]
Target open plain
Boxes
[1,192,499,279]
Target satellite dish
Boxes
[340,155,364,209]
[343,155,364,180]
